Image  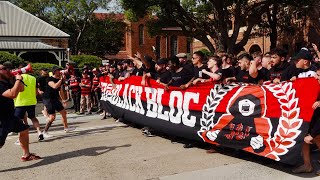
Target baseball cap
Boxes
[144,55,153,63]
[41,67,49,71]
[293,48,313,61]
[52,66,62,73]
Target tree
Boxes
[47,0,111,54]
[79,17,126,56]
[121,0,320,54]
[10,0,125,56]
[121,0,280,54]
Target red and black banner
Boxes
[100,76,319,165]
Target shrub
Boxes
[71,55,102,68]
[0,51,24,67]
[198,48,214,57]
[30,63,57,77]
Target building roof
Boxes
[0,41,65,51]
[0,1,69,38]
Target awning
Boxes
[0,41,65,51]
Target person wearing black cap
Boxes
[42,66,74,137]
[290,48,317,80]
[225,53,260,84]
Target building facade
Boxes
[95,13,191,61]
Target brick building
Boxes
[193,14,320,56]
[95,13,191,61]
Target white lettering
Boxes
[169,91,183,124]
[182,92,199,127]
[145,87,158,118]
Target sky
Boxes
[94,0,123,13]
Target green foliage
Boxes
[71,55,102,68]
[0,51,24,67]
[198,49,214,57]
[79,17,126,56]
[30,63,57,77]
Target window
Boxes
[156,36,161,59]
[170,35,178,56]
[186,38,192,53]
[139,24,144,46]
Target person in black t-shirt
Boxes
[37,68,50,117]
[188,51,210,86]
[225,53,260,84]
[252,51,269,82]
[167,56,194,89]
[201,56,223,83]
[153,58,171,89]
[0,64,41,161]
[42,66,74,137]
[290,48,317,80]
[267,48,291,83]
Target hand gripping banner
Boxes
[100,76,319,165]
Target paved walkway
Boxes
[1,113,319,180]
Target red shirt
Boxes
[80,77,92,95]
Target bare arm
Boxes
[202,69,221,81]
[48,79,64,89]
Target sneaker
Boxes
[64,127,76,133]
[14,139,20,146]
[38,133,44,141]
[42,132,53,138]
[78,112,84,115]
[143,130,154,137]
[85,112,92,115]
[8,132,18,136]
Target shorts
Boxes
[0,116,29,147]
[43,98,64,115]
[14,105,36,119]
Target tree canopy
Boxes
[121,0,317,54]
[10,0,125,56]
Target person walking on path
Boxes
[42,66,74,137]
[0,64,41,161]
[14,69,44,142]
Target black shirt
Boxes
[194,65,210,79]
[131,67,145,76]
[37,76,49,92]
[235,70,260,84]
[0,81,14,122]
[155,70,172,84]
[267,62,290,81]
[43,76,61,99]
[222,66,236,81]
[171,68,194,87]
[258,67,269,81]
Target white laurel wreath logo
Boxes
[198,83,239,141]
[263,81,302,161]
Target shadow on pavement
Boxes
[31,124,128,143]
[0,145,131,173]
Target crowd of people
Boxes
[1,43,320,175]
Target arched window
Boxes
[139,24,144,46]
[156,36,161,59]
[170,35,178,56]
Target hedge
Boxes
[0,51,24,67]
[71,55,102,68]
[30,63,57,77]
